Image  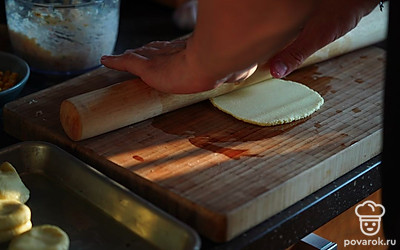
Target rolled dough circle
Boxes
[210,78,324,126]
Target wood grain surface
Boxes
[3,47,385,242]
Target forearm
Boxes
[185,0,316,85]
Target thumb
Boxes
[268,0,367,79]
[268,12,342,78]
[269,33,320,78]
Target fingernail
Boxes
[101,55,111,61]
[271,60,288,78]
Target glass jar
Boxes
[5,0,120,75]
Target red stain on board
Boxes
[314,122,322,128]
[354,78,364,84]
[132,155,145,162]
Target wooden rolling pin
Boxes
[60,4,388,141]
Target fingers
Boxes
[269,19,341,78]
[215,64,258,87]
[101,39,188,72]
[100,51,148,75]
[269,0,368,78]
[125,41,185,58]
[146,40,187,50]
[225,64,258,83]
[269,30,318,78]
[101,40,185,73]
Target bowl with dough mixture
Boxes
[5,0,120,75]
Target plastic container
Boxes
[5,0,120,75]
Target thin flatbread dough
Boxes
[9,224,70,250]
[210,78,324,126]
[0,199,31,231]
[0,162,30,203]
[0,221,32,243]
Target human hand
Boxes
[101,38,258,94]
[102,0,315,93]
[101,39,200,94]
[269,0,380,78]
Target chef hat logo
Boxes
[355,200,385,236]
[355,200,385,217]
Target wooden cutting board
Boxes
[3,47,384,242]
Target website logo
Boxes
[344,199,396,248]
[355,200,385,236]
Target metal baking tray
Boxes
[0,141,200,250]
